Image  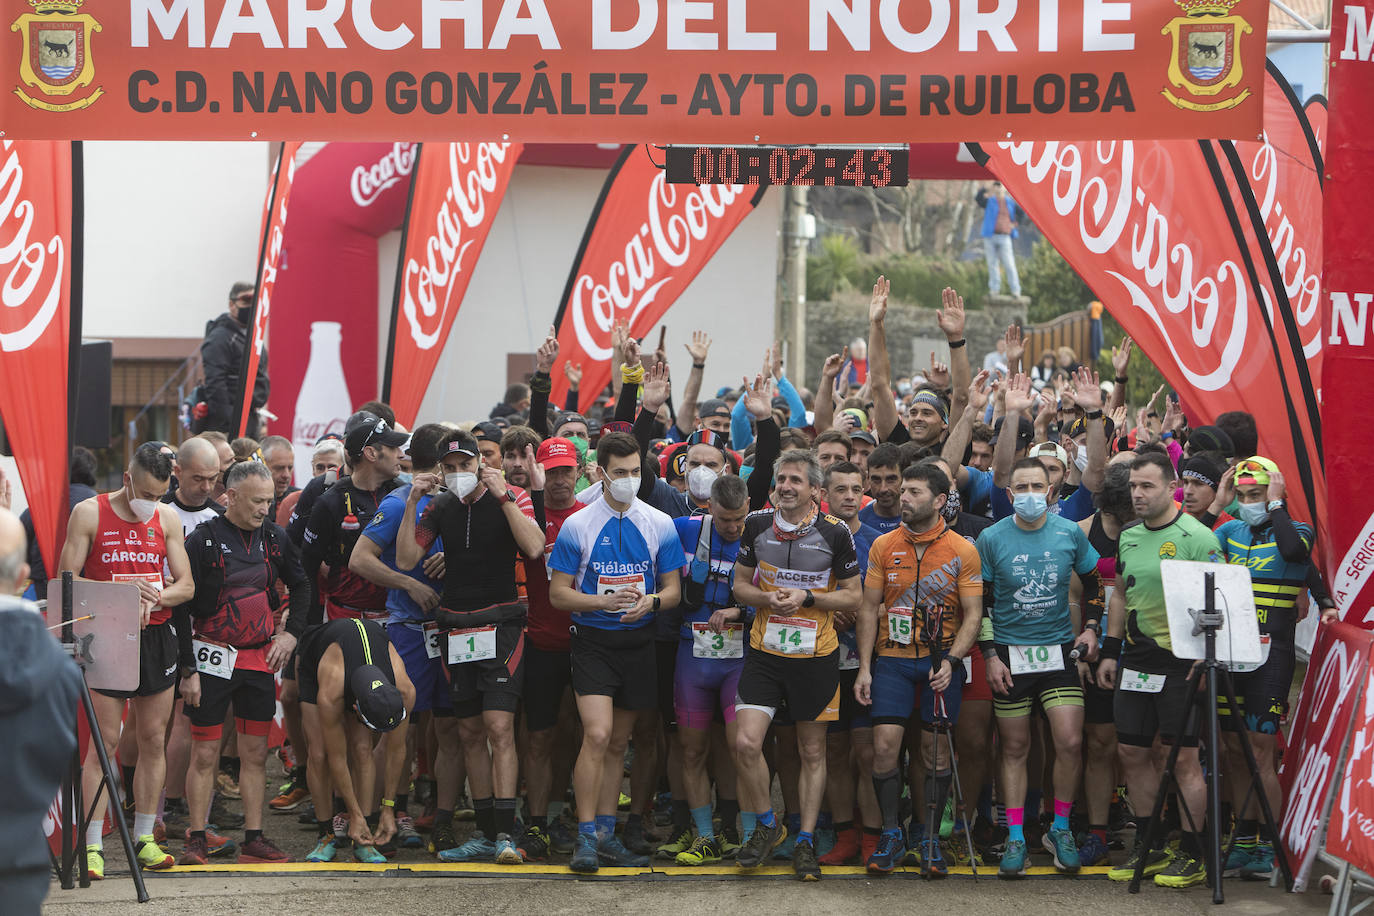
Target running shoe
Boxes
[215,771,241,800]
[719,825,742,860]
[86,845,104,881]
[656,828,693,859]
[153,818,166,844]
[269,784,311,811]
[240,835,292,864]
[549,818,576,855]
[622,818,654,856]
[305,837,338,863]
[617,792,632,811]
[134,835,175,870]
[819,828,861,866]
[867,829,905,875]
[1243,842,1275,879]
[332,813,349,840]
[815,827,836,859]
[395,814,423,849]
[438,832,496,862]
[183,826,236,858]
[178,835,209,866]
[773,830,797,860]
[1224,841,1257,876]
[675,834,721,866]
[455,795,476,821]
[375,837,398,860]
[998,839,1028,878]
[516,825,550,862]
[495,833,524,865]
[793,838,821,881]
[354,844,387,864]
[570,832,599,873]
[429,823,459,856]
[597,834,650,867]
[736,820,786,869]
[1154,852,1207,888]
[1108,845,1172,881]
[923,841,949,879]
[1077,833,1110,867]
[209,796,244,830]
[903,822,926,866]
[1043,826,1082,872]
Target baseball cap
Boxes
[350,665,406,733]
[991,416,1035,451]
[536,437,579,470]
[1179,453,1225,491]
[841,407,870,431]
[700,399,731,420]
[660,442,688,482]
[601,420,632,435]
[686,428,729,454]
[1234,456,1280,487]
[442,432,480,459]
[344,416,409,456]
[344,410,380,436]
[1028,441,1069,469]
[472,421,503,443]
[849,430,877,447]
[1189,425,1235,458]
[555,412,590,434]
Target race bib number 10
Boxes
[1009,644,1063,675]
[192,639,236,679]
[447,627,497,664]
[764,616,818,656]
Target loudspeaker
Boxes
[73,340,111,448]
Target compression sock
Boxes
[978,785,994,825]
[121,765,136,804]
[245,829,262,844]
[434,809,454,829]
[133,812,157,839]
[691,805,714,839]
[1053,798,1073,832]
[1006,807,1025,843]
[741,811,758,842]
[595,815,616,842]
[873,768,903,832]
[717,797,740,834]
[494,798,517,837]
[926,772,953,839]
[474,797,495,838]
[579,820,597,840]
[756,808,777,830]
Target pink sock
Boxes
[1054,799,1073,818]
[1006,806,1024,840]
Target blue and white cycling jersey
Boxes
[549,496,683,631]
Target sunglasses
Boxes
[233,293,254,304]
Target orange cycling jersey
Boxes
[865,521,981,659]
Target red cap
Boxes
[536,437,578,470]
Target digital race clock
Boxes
[664,145,909,187]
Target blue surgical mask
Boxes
[1237,501,1270,528]
[396,471,414,485]
[1013,492,1048,522]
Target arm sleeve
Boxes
[529,371,551,437]
[632,407,658,454]
[1164,436,1183,471]
[777,376,806,428]
[279,532,311,640]
[531,489,546,530]
[747,419,780,511]
[1270,508,1314,563]
[614,375,639,423]
[731,396,754,449]
[564,387,579,411]
[300,497,337,625]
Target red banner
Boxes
[0,1,1266,144]
[383,142,522,429]
[1278,622,1374,890]
[0,140,74,576]
[1323,0,1374,625]
[550,146,764,413]
[1328,647,1374,876]
[980,64,1325,543]
[237,141,300,437]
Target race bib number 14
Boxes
[764,616,817,656]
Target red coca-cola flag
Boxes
[383,142,523,429]
[551,147,765,412]
[1327,647,1374,877]
[0,140,77,575]
[1323,0,1374,625]
[236,141,302,438]
[979,71,1325,543]
[1278,622,1374,890]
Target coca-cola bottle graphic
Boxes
[292,321,353,486]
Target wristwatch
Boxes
[1267,499,1285,512]
[179,664,197,679]
[506,489,518,504]
[802,589,816,608]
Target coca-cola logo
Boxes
[1246,130,1322,358]
[251,152,297,358]
[293,416,348,443]
[0,141,65,353]
[995,140,1248,392]
[351,142,418,208]
[570,172,744,361]
[400,142,512,350]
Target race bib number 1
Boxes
[764,616,818,656]
[692,623,744,659]
[447,627,497,664]
[1009,644,1063,675]
[887,607,914,645]
[192,639,236,679]
[423,621,442,660]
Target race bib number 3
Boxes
[887,607,914,645]
[692,623,744,659]
[1009,644,1063,675]
[764,616,818,656]
[192,639,236,679]
[1119,669,1167,694]
[447,626,497,664]
[423,621,442,660]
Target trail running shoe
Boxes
[1243,842,1275,879]
[305,837,338,863]
[455,795,475,820]
[438,832,496,862]
[549,817,577,855]
[429,823,459,856]
[923,842,949,879]
[793,838,821,881]
[675,834,722,866]
[353,844,386,864]
[737,820,786,869]
[495,833,524,865]
[516,825,550,861]
[1044,826,1082,872]
[215,771,241,800]
[134,835,175,870]
[819,828,861,866]
[867,830,906,875]
[656,828,693,860]
[395,814,423,849]
[185,826,236,858]
[622,818,654,855]
[210,796,244,830]
[178,835,209,866]
[570,833,599,873]
[332,813,349,840]
[998,839,1028,879]
[269,784,311,811]
[1108,845,1172,881]
[1154,852,1207,888]
[86,845,104,880]
[1077,833,1110,867]
[719,825,742,860]
[598,834,650,867]
[240,835,292,864]
[1224,841,1257,877]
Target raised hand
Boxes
[562,360,584,388]
[821,350,845,380]
[1071,367,1103,411]
[742,372,775,419]
[869,275,890,324]
[1267,469,1287,503]
[1111,335,1133,378]
[1003,373,1036,413]
[535,325,559,374]
[610,319,629,360]
[525,444,546,492]
[1004,324,1025,370]
[1161,396,1185,434]
[927,352,951,389]
[623,335,642,369]
[937,286,966,341]
[641,361,671,413]
[685,330,711,365]
[1109,405,1128,432]
[967,369,992,413]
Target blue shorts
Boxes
[674,640,744,731]
[869,655,964,728]
[388,622,452,716]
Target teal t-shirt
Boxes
[976,514,1100,646]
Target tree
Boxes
[1020,239,1095,322]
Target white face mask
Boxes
[129,498,158,524]
[446,472,478,500]
[607,476,639,505]
[687,466,719,501]
[1075,451,1089,473]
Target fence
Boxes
[1023,309,1093,368]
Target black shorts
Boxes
[736,649,841,723]
[523,646,572,732]
[570,624,657,711]
[1113,659,1200,748]
[991,643,1084,719]
[449,620,525,719]
[656,638,678,730]
[1084,673,1115,726]
[281,650,297,681]
[93,621,178,700]
[184,667,276,738]
[828,667,872,734]
[1220,639,1296,736]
